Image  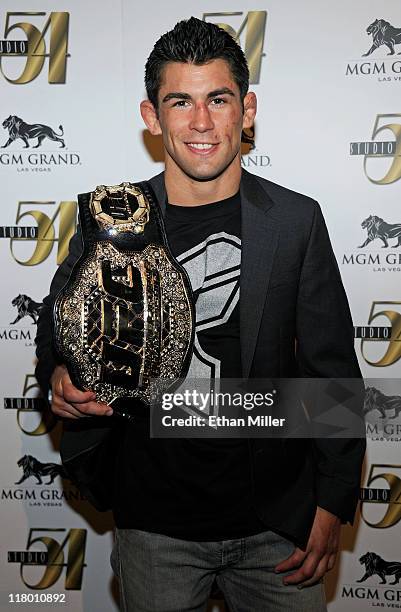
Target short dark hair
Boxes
[145,17,249,111]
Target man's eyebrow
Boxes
[161,87,236,104]
[207,87,235,98]
[162,92,191,103]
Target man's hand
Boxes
[50,365,113,419]
[274,506,341,588]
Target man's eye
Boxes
[211,98,226,105]
[172,100,189,107]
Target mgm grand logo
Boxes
[342,215,401,272]
[0,295,43,344]
[358,553,401,585]
[364,387,401,441]
[1,115,81,172]
[350,114,401,185]
[15,455,65,486]
[346,19,401,82]
[359,215,401,249]
[1,454,84,507]
[241,126,271,169]
[341,551,401,607]
[10,294,43,325]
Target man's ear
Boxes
[242,92,257,130]
[140,100,162,136]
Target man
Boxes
[35,17,365,612]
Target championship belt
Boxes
[53,181,194,419]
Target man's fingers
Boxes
[51,397,89,419]
[294,556,329,589]
[71,401,113,417]
[275,548,306,573]
[282,551,321,585]
[276,506,341,587]
[327,553,337,572]
[49,365,112,418]
[52,400,113,419]
[54,374,67,397]
[51,366,96,404]
[63,381,96,404]
[56,408,80,420]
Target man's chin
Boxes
[185,172,222,183]
[180,162,234,183]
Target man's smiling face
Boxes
[149,59,255,182]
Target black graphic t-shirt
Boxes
[114,192,266,540]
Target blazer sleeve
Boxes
[295,201,366,523]
[35,227,83,398]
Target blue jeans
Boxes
[110,528,327,612]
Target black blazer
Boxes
[35,169,366,550]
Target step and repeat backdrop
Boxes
[1,0,400,610]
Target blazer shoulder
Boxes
[252,173,318,212]
[241,171,322,240]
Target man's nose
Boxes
[189,102,214,132]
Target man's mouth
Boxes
[185,142,219,154]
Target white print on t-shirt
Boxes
[176,232,241,416]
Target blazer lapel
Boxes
[240,170,279,378]
[147,169,280,378]
[148,172,167,215]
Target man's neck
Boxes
[164,159,241,206]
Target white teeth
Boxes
[187,143,214,149]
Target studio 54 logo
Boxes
[8,528,86,590]
[346,18,401,82]
[354,301,401,368]
[360,463,401,528]
[0,11,69,84]
[4,374,58,436]
[203,11,267,84]
[0,198,77,266]
[350,114,401,185]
